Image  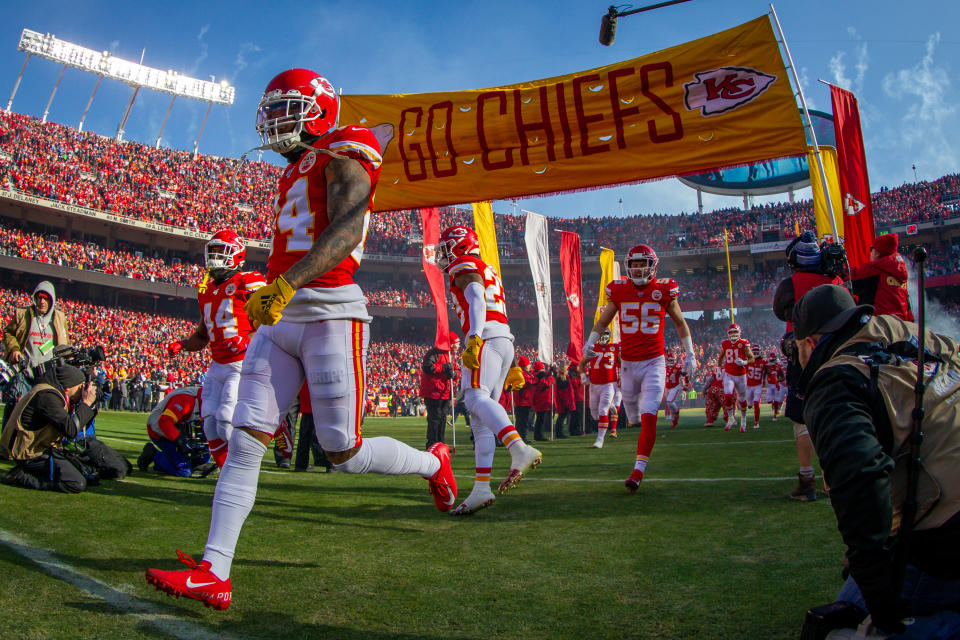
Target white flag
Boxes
[523,210,553,366]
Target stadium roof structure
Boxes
[6,28,234,153]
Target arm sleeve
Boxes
[464,281,486,338]
[804,366,899,617]
[33,390,95,440]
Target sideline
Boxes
[0,528,242,640]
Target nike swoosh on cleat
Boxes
[185,577,216,589]
[443,492,456,506]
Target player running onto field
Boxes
[166,230,265,469]
[578,330,619,448]
[718,323,755,432]
[743,343,766,430]
[663,352,690,429]
[437,225,542,515]
[146,68,456,609]
[580,245,697,492]
[766,353,786,419]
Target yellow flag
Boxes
[808,146,843,242]
[471,201,501,278]
[596,249,615,325]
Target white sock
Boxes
[334,437,439,477]
[203,429,267,580]
[471,422,495,474]
[597,427,608,442]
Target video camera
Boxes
[0,344,106,404]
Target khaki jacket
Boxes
[2,306,70,360]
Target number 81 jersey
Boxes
[448,255,513,341]
[605,277,679,362]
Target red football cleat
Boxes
[427,442,457,512]
[145,550,231,610]
[625,469,644,492]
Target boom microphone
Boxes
[599,7,618,46]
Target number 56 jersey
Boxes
[605,278,679,362]
[266,125,382,323]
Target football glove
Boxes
[166,341,183,356]
[244,274,295,327]
[462,335,484,370]
[225,335,250,355]
[735,357,748,367]
[504,366,525,390]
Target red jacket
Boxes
[569,369,584,403]
[852,253,915,322]
[499,389,514,412]
[420,347,456,400]
[554,376,576,413]
[517,370,536,407]
[532,372,554,412]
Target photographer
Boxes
[795,284,960,636]
[2,282,70,369]
[420,333,460,449]
[137,386,213,478]
[0,364,119,493]
[772,231,843,502]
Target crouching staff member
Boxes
[795,284,960,636]
[138,386,214,478]
[0,364,99,493]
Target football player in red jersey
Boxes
[578,330,619,448]
[663,352,690,429]
[743,343,766,431]
[580,245,697,491]
[437,225,542,515]
[147,69,455,609]
[766,352,786,419]
[718,323,755,432]
[166,230,265,470]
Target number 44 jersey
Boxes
[605,278,679,362]
[197,271,266,364]
[266,125,383,322]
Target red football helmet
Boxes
[624,244,658,286]
[598,330,611,346]
[205,230,246,271]
[727,323,741,341]
[256,68,339,153]
[752,344,760,356]
[768,351,778,361]
[666,353,676,367]
[436,226,480,271]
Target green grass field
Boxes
[0,408,845,640]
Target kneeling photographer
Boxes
[794,284,960,638]
[0,363,128,493]
[137,386,214,478]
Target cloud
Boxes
[829,27,869,95]
[233,42,262,78]
[188,25,210,76]
[881,32,956,177]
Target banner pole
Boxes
[769,4,841,243]
[450,393,456,455]
[724,229,735,322]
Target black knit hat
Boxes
[55,364,85,388]
[793,284,873,340]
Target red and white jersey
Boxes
[721,338,751,376]
[588,343,620,385]
[665,363,688,390]
[448,254,512,341]
[766,362,784,386]
[707,368,724,389]
[266,125,382,321]
[198,271,265,364]
[146,386,201,441]
[745,357,766,387]
[605,278,679,362]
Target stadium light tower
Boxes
[8,29,235,152]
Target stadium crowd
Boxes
[2,111,958,259]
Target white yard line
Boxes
[0,528,242,640]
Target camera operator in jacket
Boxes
[2,281,70,368]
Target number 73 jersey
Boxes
[605,278,679,362]
[198,270,266,364]
[448,255,513,341]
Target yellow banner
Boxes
[596,249,620,344]
[808,147,843,242]
[341,16,806,212]
[471,201,501,278]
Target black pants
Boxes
[569,401,585,435]
[424,398,450,449]
[4,449,87,493]
[553,410,572,438]
[534,410,551,441]
[515,406,532,440]
[785,359,804,424]
[295,413,331,470]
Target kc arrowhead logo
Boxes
[684,67,776,117]
[844,192,865,216]
[423,244,436,265]
[567,293,580,308]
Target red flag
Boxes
[419,207,450,350]
[560,231,583,362]
[830,85,875,268]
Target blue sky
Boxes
[1,0,957,219]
